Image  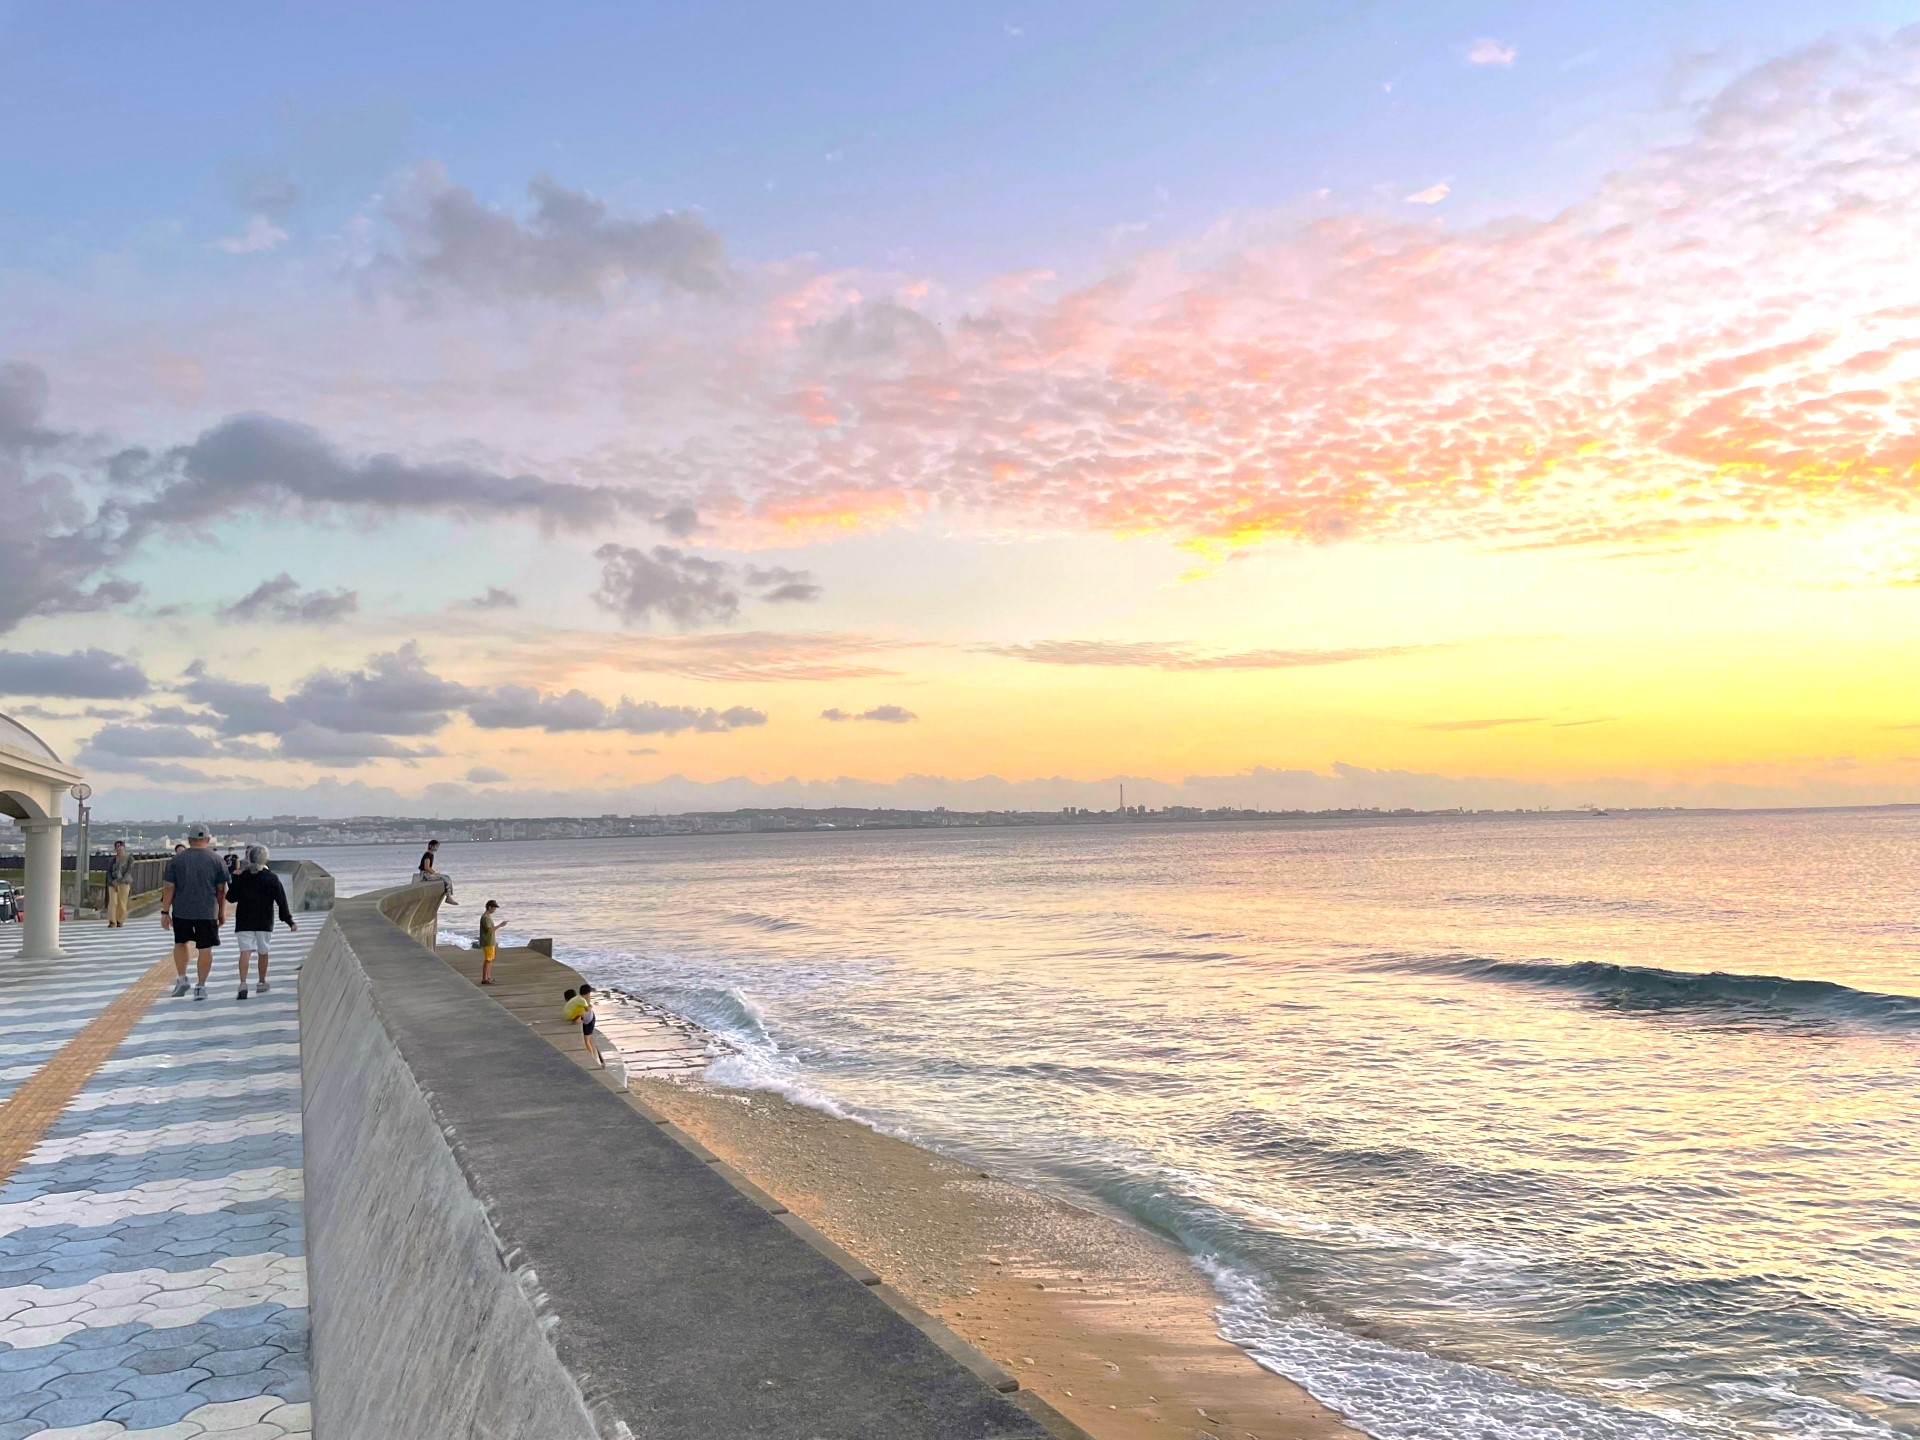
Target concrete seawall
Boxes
[300,883,1065,1439]
[302,887,601,1440]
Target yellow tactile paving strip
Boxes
[0,955,176,1183]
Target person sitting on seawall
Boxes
[413,837,459,904]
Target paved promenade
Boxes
[0,919,315,1438]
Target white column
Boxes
[19,818,66,961]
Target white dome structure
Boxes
[1,709,84,960]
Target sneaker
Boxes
[236,987,250,1001]
[256,980,272,994]
[193,984,206,1002]
[170,977,191,998]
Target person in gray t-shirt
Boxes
[161,828,229,1001]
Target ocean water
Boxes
[297,810,1920,1439]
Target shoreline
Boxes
[631,1072,1363,1440]
[450,953,1364,1440]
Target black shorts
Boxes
[171,917,220,949]
[581,1017,597,1036]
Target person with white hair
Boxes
[228,844,296,1000]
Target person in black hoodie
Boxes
[230,845,296,1000]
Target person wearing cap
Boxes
[160,825,229,1002]
[229,845,296,1000]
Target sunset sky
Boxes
[7,1,1920,818]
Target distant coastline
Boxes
[28,799,1920,855]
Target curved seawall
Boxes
[300,885,601,1440]
[299,882,1068,1439]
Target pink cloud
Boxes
[690,32,1920,552]
[34,33,1920,570]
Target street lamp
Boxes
[68,783,92,915]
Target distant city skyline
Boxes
[7,3,1920,818]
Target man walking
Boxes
[105,840,133,927]
[229,845,296,1000]
[160,824,228,1001]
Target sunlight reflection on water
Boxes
[303,809,1920,1439]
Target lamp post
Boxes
[68,782,92,915]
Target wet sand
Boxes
[438,944,1360,1440]
[634,1078,1362,1440]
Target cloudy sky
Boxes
[7,1,1920,819]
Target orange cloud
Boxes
[670,34,1920,554]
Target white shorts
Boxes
[235,931,272,955]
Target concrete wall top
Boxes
[308,882,1056,1440]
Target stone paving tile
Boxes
[81,1057,299,1097]
[8,1139,302,1203]
[37,1095,296,1149]
[22,1117,300,1169]
[102,1030,297,1065]
[61,1077,298,1120]
[0,922,316,1438]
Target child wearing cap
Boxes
[478,900,501,985]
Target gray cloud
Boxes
[744,565,823,605]
[467,684,765,735]
[466,766,510,783]
[466,686,611,732]
[183,646,762,764]
[0,649,150,699]
[378,168,728,304]
[655,505,703,539]
[78,724,273,762]
[459,586,521,611]
[218,573,359,625]
[592,544,740,627]
[142,706,218,726]
[806,300,947,370]
[612,700,766,734]
[282,643,479,736]
[83,757,220,784]
[0,364,138,633]
[0,468,138,633]
[277,723,439,767]
[126,413,650,535]
[591,548,827,627]
[821,704,918,724]
[0,362,55,451]
[180,665,293,736]
[181,644,477,745]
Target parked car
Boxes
[0,880,17,922]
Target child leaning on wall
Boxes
[576,983,604,1069]
[563,986,603,1067]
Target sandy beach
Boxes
[634,1076,1362,1440]
[441,942,1360,1440]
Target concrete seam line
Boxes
[0,955,175,1181]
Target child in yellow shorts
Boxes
[478,900,501,985]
